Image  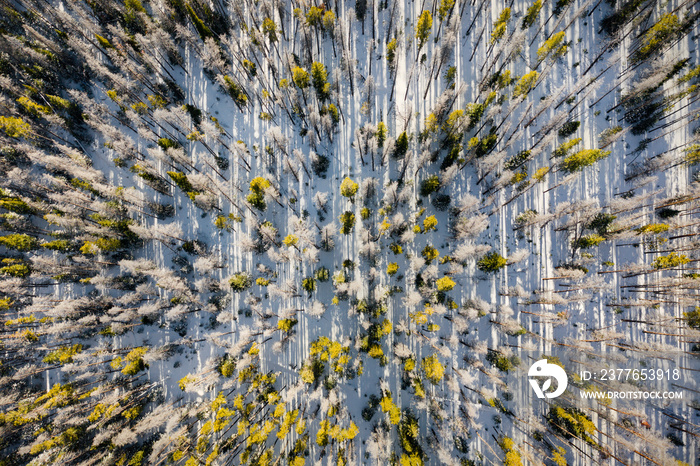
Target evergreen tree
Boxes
[340,177,359,199]
[0,234,39,251]
[311,62,330,100]
[477,251,507,273]
[339,211,356,234]
[415,11,433,50]
[561,149,611,173]
[292,66,310,89]
[522,0,542,29]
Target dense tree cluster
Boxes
[0,0,698,464]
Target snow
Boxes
[1,0,700,464]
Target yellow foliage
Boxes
[368,345,384,358]
[421,354,445,384]
[300,364,315,383]
[533,166,550,182]
[425,113,438,133]
[179,375,196,391]
[423,215,437,231]
[122,405,142,420]
[283,234,298,247]
[88,403,107,423]
[537,31,567,61]
[513,71,539,98]
[211,392,226,412]
[400,454,424,466]
[491,8,511,43]
[404,358,416,372]
[436,276,456,291]
[340,177,359,198]
[0,116,31,138]
[296,418,306,435]
[380,396,401,424]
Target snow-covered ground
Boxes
[1,0,700,464]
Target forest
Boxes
[0,0,699,464]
